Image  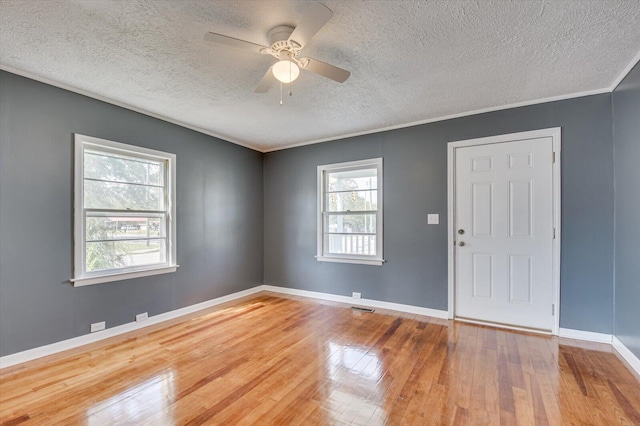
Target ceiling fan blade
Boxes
[204,32,268,54]
[288,3,333,48]
[301,58,350,83]
[255,67,276,93]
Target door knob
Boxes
[458,241,465,246]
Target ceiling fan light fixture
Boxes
[272,60,300,83]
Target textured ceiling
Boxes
[1,0,640,152]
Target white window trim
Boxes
[317,158,384,266]
[71,134,178,287]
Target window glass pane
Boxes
[326,190,377,212]
[327,168,377,192]
[86,216,165,241]
[325,234,376,256]
[85,150,164,186]
[84,180,164,210]
[85,239,166,272]
[327,214,376,234]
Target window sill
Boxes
[316,256,384,266]
[71,265,179,287]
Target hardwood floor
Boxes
[1,293,639,425]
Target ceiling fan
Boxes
[204,3,350,94]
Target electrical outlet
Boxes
[90,321,106,333]
[427,214,439,225]
[352,292,362,299]
[136,312,149,322]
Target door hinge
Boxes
[552,152,556,163]
[553,228,556,239]
[552,304,555,316]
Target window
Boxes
[72,134,177,286]
[317,158,383,265]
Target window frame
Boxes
[317,158,384,266]
[71,134,177,287]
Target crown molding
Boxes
[264,48,640,152]
[5,48,640,154]
[610,48,640,91]
[0,64,262,153]
[263,88,611,152]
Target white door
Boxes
[454,136,555,331]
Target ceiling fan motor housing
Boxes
[267,25,298,52]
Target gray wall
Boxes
[0,71,264,356]
[0,68,626,358]
[613,62,640,358]
[264,94,615,333]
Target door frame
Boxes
[447,127,562,335]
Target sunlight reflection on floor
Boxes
[87,370,175,425]
[326,342,387,424]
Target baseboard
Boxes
[0,285,264,369]
[558,328,613,344]
[3,284,634,379]
[0,284,446,369]
[262,285,448,319]
[612,337,640,378]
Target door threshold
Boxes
[455,317,553,336]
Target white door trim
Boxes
[447,127,562,335]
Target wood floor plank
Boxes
[1,293,639,425]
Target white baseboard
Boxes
[0,284,445,370]
[612,336,640,378]
[4,283,637,381]
[262,285,449,319]
[558,328,613,343]
[0,285,264,369]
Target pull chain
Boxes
[289,60,293,97]
[279,61,294,106]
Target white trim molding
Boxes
[555,329,640,379]
[558,328,612,344]
[264,89,609,153]
[447,127,562,335]
[72,134,178,286]
[4,48,639,156]
[71,265,179,287]
[3,283,639,382]
[610,48,640,91]
[612,337,640,378]
[0,64,262,153]
[316,158,384,266]
[5,59,639,155]
[0,285,447,370]
[0,286,264,369]
[316,257,384,266]
[262,285,448,319]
